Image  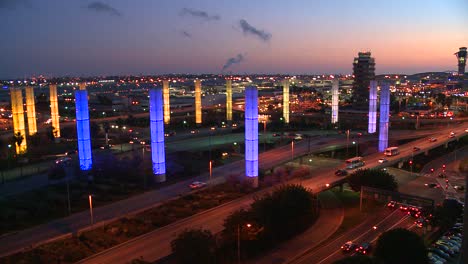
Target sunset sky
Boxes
[1,0,467,78]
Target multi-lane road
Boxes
[77,124,467,263]
[0,123,465,262]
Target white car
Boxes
[189,181,207,190]
[378,158,388,163]
[55,156,72,164]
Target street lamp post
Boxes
[237,223,251,264]
[209,160,212,181]
[88,194,94,225]
[346,130,350,158]
[291,141,294,161]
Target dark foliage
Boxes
[347,169,398,192]
[171,229,216,264]
[374,228,428,264]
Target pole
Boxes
[237,224,241,264]
[88,194,94,225]
[263,121,266,152]
[355,139,358,157]
[291,141,294,161]
[67,179,71,215]
[346,130,350,158]
[209,160,212,181]
[359,186,363,212]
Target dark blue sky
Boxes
[1,0,467,79]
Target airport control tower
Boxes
[455,47,467,76]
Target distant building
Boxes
[455,47,467,76]
[352,52,375,109]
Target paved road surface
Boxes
[0,123,465,260]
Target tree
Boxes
[374,228,428,264]
[432,199,463,228]
[171,229,216,264]
[251,184,317,240]
[347,169,398,192]
[12,132,24,151]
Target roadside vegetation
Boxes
[171,184,319,263]
[1,165,311,263]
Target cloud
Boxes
[180,8,220,21]
[222,54,245,72]
[181,30,192,39]
[87,1,122,17]
[239,19,272,42]
[0,0,29,9]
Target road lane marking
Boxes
[314,210,402,264]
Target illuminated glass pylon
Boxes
[226,79,232,122]
[150,87,166,183]
[331,79,339,124]
[10,88,27,154]
[378,83,390,152]
[245,86,258,188]
[283,79,290,124]
[75,90,92,171]
[195,79,202,124]
[49,84,60,138]
[163,80,170,124]
[368,80,377,133]
[25,86,37,135]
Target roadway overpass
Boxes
[74,123,467,264]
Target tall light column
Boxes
[283,79,290,124]
[49,84,61,138]
[150,87,166,183]
[331,79,339,124]
[226,79,232,122]
[245,86,258,188]
[378,83,390,152]
[25,86,37,135]
[79,82,86,90]
[75,90,92,171]
[10,88,27,154]
[368,80,377,133]
[195,79,202,125]
[163,80,170,124]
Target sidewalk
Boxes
[247,190,344,264]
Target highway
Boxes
[0,123,465,261]
[290,208,415,264]
[77,123,466,264]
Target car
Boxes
[387,201,398,208]
[449,132,455,138]
[434,244,455,256]
[355,242,372,255]
[341,241,357,253]
[413,146,421,151]
[453,185,464,190]
[189,181,207,190]
[429,248,450,260]
[425,183,440,188]
[465,128,468,133]
[415,218,425,227]
[55,156,72,164]
[231,123,238,128]
[378,158,388,163]
[335,169,348,176]
[399,204,409,211]
[438,173,446,178]
[409,210,421,218]
[428,253,445,264]
[428,137,437,142]
[272,133,280,137]
[190,129,199,134]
